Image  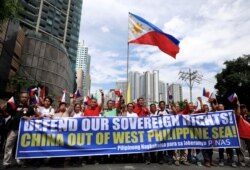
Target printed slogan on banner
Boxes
[16,110,240,159]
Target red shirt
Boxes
[84,105,101,117]
[133,105,150,117]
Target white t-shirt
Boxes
[126,111,138,117]
[157,110,169,116]
[72,111,83,118]
[38,106,55,117]
[150,111,158,117]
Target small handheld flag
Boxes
[61,90,66,102]
[40,86,46,98]
[203,88,210,98]
[74,89,81,99]
[7,96,16,110]
[115,89,123,97]
[227,93,238,102]
[209,92,216,99]
[84,96,91,106]
[30,87,37,97]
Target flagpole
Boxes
[127,13,130,104]
[127,43,129,86]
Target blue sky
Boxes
[79,0,250,102]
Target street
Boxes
[1,151,249,170]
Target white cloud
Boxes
[79,0,250,100]
[101,26,110,33]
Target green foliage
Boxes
[215,55,250,109]
[177,101,185,110]
[0,0,22,22]
[9,75,38,92]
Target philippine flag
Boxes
[203,88,210,98]
[61,90,66,102]
[128,12,180,58]
[238,116,250,139]
[227,93,238,103]
[114,89,123,97]
[7,96,16,110]
[74,89,81,99]
[30,87,37,97]
[209,92,216,99]
[84,96,91,106]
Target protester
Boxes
[235,102,250,167]
[54,102,69,118]
[171,103,181,114]
[144,104,157,165]
[117,97,126,116]
[83,90,104,164]
[84,91,104,117]
[69,103,84,117]
[68,102,84,166]
[1,92,39,169]
[0,105,8,154]
[125,103,138,117]
[124,103,138,163]
[133,97,150,117]
[103,100,118,117]
[167,101,190,166]
[149,103,157,116]
[156,101,169,164]
[210,99,237,168]
[36,96,55,118]
[2,87,247,168]
[200,98,218,167]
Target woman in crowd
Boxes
[36,96,55,118]
[69,103,84,117]
[54,102,69,118]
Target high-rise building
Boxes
[0,21,25,97]
[19,0,83,71]
[168,83,183,103]
[145,71,152,106]
[159,81,166,102]
[134,72,140,100]
[126,70,165,105]
[128,72,135,101]
[128,71,143,101]
[76,41,90,74]
[75,68,83,94]
[152,70,159,103]
[19,31,74,97]
[76,41,91,96]
[139,75,145,99]
[84,74,91,96]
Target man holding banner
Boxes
[212,100,237,168]
[2,91,39,169]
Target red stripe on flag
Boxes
[129,31,179,58]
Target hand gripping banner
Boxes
[16,110,240,159]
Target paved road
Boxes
[1,151,249,170]
[1,163,249,170]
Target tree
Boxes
[215,55,250,109]
[9,75,37,93]
[0,0,22,22]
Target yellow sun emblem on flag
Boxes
[132,23,143,34]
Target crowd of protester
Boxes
[0,90,250,169]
